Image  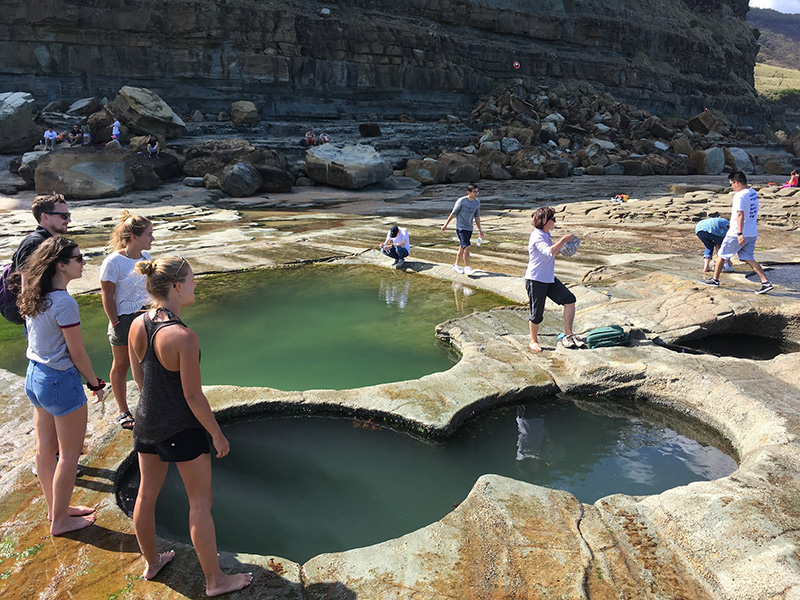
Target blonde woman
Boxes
[19,237,105,535]
[128,257,252,595]
[99,211,154,429]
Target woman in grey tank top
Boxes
[127,256,252,596]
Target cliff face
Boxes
[0,0,760,120]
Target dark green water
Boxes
[0,265,511,390]
[117,396,737,563]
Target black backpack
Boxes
[1,230,46,325]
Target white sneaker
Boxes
[453,265,464,274]
[464,266,476,276]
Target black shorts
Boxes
[134,428,210,463]
[526,278,576,325]
[108,310,145,347]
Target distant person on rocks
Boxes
[701,170,773,294]
[67,125,83,146]
[318,131,330,144]
[100,211,154,430]
[42,127,58,151]
[525,206,580,352]
[695,217,734,273]
[82,130,91,145]
[782,170,799,188]
[1,193,71,324]
[19,236,106,536]
[128,256,253,596]
[146,135,160,158]
[380,224,411,269]
[441,183,484,276]
[304,129,316,146]
[111,118,121,141]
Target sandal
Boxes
[116,411,135,430]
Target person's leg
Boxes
[743,260,768,283]
[697,232,716,271]
[463,244,471,268]
[547,279,577,338]
[176,454,252,596]
[51,404,94,535]
[563,303,575,336]
[454,245,465,268]
[33,407,59,519]
[527,280,547,352]
[110,345,132,416]
[134,452,173,579]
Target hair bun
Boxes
[134,259,155,275]
[119,209,132,223]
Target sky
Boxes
[749,0,800,13]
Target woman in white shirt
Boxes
[525,206,578,351]
[100,211,154,429]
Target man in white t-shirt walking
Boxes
[701,170,773,294]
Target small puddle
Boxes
[117,396,737,563]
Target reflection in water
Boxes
[451,282,475,313]
[378,279,410,310]
[118,396,737,563]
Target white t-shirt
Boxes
[26,290,80,370]
[43,130,58,140]
[99,251,152,315]
[525,228,555,283]
[386,228,411,253]
[727,187,759,238]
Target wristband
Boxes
[87,378,106,392]
[111,320,120,327]
[737,232,743,236]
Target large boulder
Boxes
[219,162,262,197]
[0,92,40,152]
[34,146,135,199]
[183,139,256,177]
[305,144,392,189]
[621,160,654,176]
[230,101,259,124]
[87,108,127,144]
[106,86,186,138]
[123,151,179,182]
[255,165,294,193]
[509,150,546,179]
[687,111,716,134]
[477,147,511,180]
[66,97,103,117]
[17,151,49,187]
[404,158,449,184]
[438,153,480,183]
[670,137,694,156]
[689,147,724,175]
[787,132,800,158]
[725,147,754,174]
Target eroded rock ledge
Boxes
[0,266,798,599]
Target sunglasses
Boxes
[69,253,84,262]
[45,211,71,220]
[174,257,187,277]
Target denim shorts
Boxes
[456,229,473,248]
[718,235,757,261]
[25,361,87,417]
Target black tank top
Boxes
[132,311,203,445]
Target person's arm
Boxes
[380,233,392,248]
[100,280,120,327]
[550,234,575,255]
[441,213,455,230]
[475,215,484,237]
[63,326,105,403]
[177,330,230,458]
[736,211,745,243]
[128,318,144,392]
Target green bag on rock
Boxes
[585,325,630,349]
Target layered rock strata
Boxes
[0,0,761,120]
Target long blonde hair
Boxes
[108,210,152,252]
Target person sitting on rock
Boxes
[318,131,331,144]
[782,170,799,188]
[82,130,92,145]
[42,127,58,151]
[304,129,316,146]
[380,224,411,269]
[67,125,83,146]
[146,135,160,159]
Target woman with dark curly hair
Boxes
[19,237,105,535]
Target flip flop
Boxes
[571,335,587,349]
[116,411,135,430]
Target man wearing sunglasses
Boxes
[1,193,71,324]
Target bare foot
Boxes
[47,505,96,521]
[206,572,254,597]
[143,550,175,580]
[51,514,96,536]
[528,342,543,352]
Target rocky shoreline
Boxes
[0,172,798,598]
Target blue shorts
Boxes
[718,235,757,261]
[456,229,473,248]
[25,361,87,417]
